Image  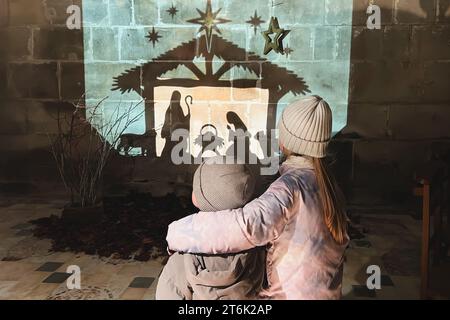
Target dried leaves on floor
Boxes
[30,193,196,261]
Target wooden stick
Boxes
[421,181,430,299]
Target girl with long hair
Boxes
[166,96,349,299]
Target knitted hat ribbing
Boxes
[278,95,332,158]
[193,156,255,212]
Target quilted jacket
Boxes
[167,156,349,299]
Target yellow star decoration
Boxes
[262,17,290,55]
[187,0,231,53]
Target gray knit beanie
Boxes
[278,95,332,158]
[193,156,256,212]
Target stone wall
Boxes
[80,0,352,154]
[1,0,450,205]
[0,0,84,191]
[342,0,450,204]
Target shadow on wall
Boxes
[112,33,309,166]
[348,0,449,104]
[108,33,310,195]
[0,1,449,206]
[336,0,450,205]
[0,0,85,192]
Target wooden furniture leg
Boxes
[420,181,430,300]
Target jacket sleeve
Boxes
[166,176,297,254]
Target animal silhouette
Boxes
[118,129,157,157]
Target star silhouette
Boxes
[146,27,162,48]
[262,17,290,55]
[167,4,178,20]
[246,10,265,35]
[284,45,293,57]
[187,0,231,53]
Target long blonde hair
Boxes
[284,149,348,244]
[312,157,348,245]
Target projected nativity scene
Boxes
[112,32,309,166]
[27,0,318,268]
[3,0,448,302]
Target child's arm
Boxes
[167,176,297,254]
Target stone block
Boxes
[91,27,120,61]
[342,103,389,138]
[350,26,383,60]
[0,27,31,60]
[109,0,133,26]
[325,0,354,25]
[351,139,433,205]
[349,61,425,103]
[336,26,352,60]
[396,0,435,24]
[120,27,159,61]
[276,0,325,25]
[7,0,47,26]
[0,134,50,154]
[25,101,75,135]
[8,62,59,99]
[423,61,450,102]
[382,26,411,60]
[82,0,109,27]
[314,26,336,60]
[0,100,28,134]
[60,62,85,100]
[389,104,450,139]
[134,0,159,25]
[353,139,430,180]
[84,62,141,100]
[411,25,450,61]
[288,61,351,106]
[280,26,313,62]
[0,63,6,97]
[225,0,270,30]
[33,27,83,60]
[120,26,198,62]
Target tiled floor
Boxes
[0,196,422,300]
[342,212,422,299]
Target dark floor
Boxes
[0,195,424,300]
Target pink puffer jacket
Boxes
[166,156,349,300]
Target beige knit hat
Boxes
[193,156,255,212]
[278,95,332,158]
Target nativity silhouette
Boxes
[160,90,192,160]
[158,90,261,164]
[112,30,310,166]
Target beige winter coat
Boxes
[167,156,349,299]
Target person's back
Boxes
[256,157,347,299]
[156,157,265,300]
[184,248,265,300]
[165,96,350,300]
